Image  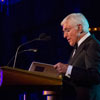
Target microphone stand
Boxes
[12,33,51,68]
[7,49,38,66]
[13,38,39,68]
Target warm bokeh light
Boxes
[89,27,100,32]
[43,91,56,100]
[1,0,4,2]
[43,91,55,95]
[89,28,91,31]
[47,96,54,100]
[93,27,97,31]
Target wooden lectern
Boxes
[0,64,62,100]
[0,66,62,87]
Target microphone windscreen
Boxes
[39,33,47,39]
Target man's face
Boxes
[62,21,80,46]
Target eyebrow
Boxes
[63,27,71,31]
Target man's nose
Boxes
[63,32,68,38]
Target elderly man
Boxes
[54,13,100,100]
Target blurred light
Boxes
[43,91,55,95]
[0,0,5,3]
[47,96,54,100]
[19,93,26,100]
[0,0,22,4]
[43,91,55,100]
[9,0,21,5]
[89,27,100,32]
[0,0,9,15]
[98,27,100,31]
[93,27,97,31]
[24,93,26,100]
[89,28,91,31]
[1,0,4,2]
[0,70,3,86]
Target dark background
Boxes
[0,0,100,70]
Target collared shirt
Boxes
[65,32,91,78]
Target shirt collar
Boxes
[78,32,91,47]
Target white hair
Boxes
[61,13,89,33]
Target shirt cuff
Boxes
[65,65,73,78]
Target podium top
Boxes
[0,66,62,87]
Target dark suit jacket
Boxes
[63,35,100,100]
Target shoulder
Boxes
[86,34,100,46]
[83,35,100,52]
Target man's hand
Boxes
[53,62,68,74]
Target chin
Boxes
[69,43,74,47]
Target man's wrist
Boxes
[65,65,73,78]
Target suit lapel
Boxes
[68,36,92,65]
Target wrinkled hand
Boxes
[53,62,68,74]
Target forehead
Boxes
[62,21,72,30]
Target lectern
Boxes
[0,65,62,100]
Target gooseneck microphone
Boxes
[13,33,51,68]
[7,49,38,66]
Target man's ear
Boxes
[78,24,83,33]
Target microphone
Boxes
[38,33,51,40]
[23,49,38,52]
[7,49,38,66]
[13,33,50,68]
